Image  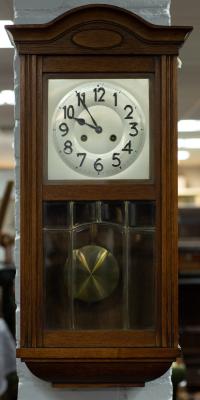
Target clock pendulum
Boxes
[72,244,120,303]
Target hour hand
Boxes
[74,117,93,128]
[74,117,102,134]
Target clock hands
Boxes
[73,117,102,133]
[76,94,102,134]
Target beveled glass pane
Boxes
[44,230,71,329]
[101,201,125,224]
[129,201,155,227]
[74,201,96,225]
[43,200,157,333]
[43,201,70,228]
[73,223,124,330]
[128,229,155,329]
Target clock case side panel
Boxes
[20,54,44,348]
[141,55,179,351]
[156,55,179,349]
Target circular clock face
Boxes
[52,81,146,177]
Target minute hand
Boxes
[78,96,99,128]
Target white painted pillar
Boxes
[14,1,173,399]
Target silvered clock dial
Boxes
[50,80,147,178]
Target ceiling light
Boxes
[178,138,200,149]
[0,90,15,105]
[0,21,13,48]
[178,150,190,161]
[178,120,200,132]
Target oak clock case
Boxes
[6,3,192,387]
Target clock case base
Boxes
[25,361,172,387]
[18,348,179,386]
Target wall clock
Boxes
[6,4,192,387]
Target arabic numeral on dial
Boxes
[94,158,104,173]
[63,105,75,119]
[67,105,75,119]
[93,87,105,102]
[63,105,67,119]
[113,92,118,107]
[129,122,139,136]
[124,105,133,119]
[77,92,86,106]
[59,122,69,136]
[77,153,86,167]
[122,140,133,154]
[63,140,73,154]
[112,153,121,167]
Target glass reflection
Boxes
[74,201,96,225]
[128,230,155,329]
[44,230,71,329]
[101,201,125,224]
[43,201,70,228]
[129,201,155,227]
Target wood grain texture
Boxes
[17,347,179,359]
[20,55,37,347]
[160,55,168,347]
[20,55,44,348]
[25,359,174,386]
[72,29,122,49]
[43,57,155,73]
[43,184,156,201]
[169,56,179,347]
[36,56,44,347]
[43,330,156,348]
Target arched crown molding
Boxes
[6,4,192,55]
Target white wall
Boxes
[14,0,171,24]
[14,1,172,399]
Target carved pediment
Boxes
[6,4,192,55]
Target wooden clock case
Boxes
[6,4,192,387]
